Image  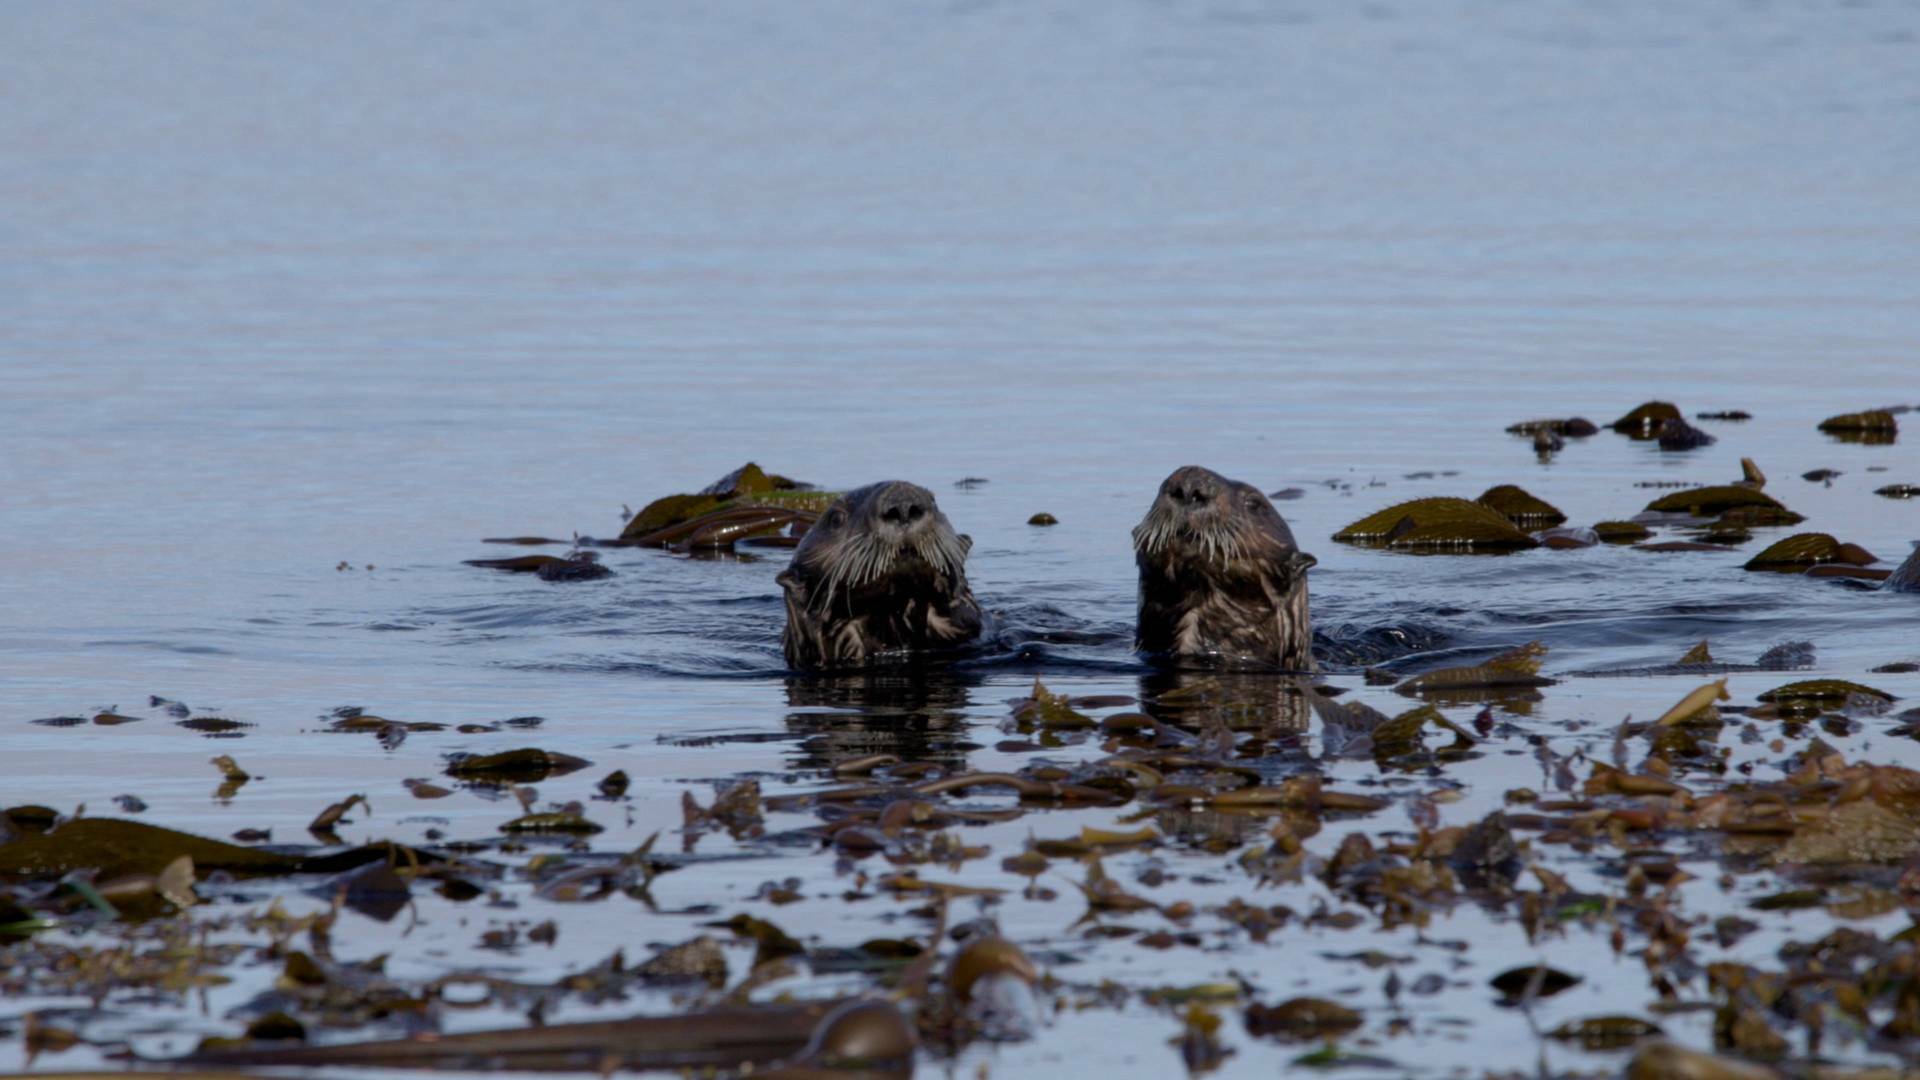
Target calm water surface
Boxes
[3,1,1919,1075]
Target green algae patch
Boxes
[1743,533,1876,572]
[620,463,831,538]
[1643,485,1794,519]
[1475,485,1566,527]
[1594,521,1652,544]
[1610,401,1682,438]
[1332,498,1538,551]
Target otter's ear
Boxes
[957,534,974,556]
[775,568,806,602]
[1285,550,1318,579]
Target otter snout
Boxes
[1160,465,1228,513]
[870,481,935,531]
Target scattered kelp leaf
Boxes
[1742,533,1876,572]
[210,754,250,782]
[1545,1015,1662,1049]
[635,936,728,987]
[1654,680,1729,728]
[535,552,613,582]
[1610,401,1682,437]
[481,536,569,545]
[91,711,142,725]
[1332,498,1538,551]
[403,778,451,799]
[1594,521,1653,544]
[683,780,764,841]
[708,913,807,966]
[1396,642,1553,692]
[445,748,592,783]
[1626,1041,1778,1080]
[1643,486,1797,520]
[1699,410,1752,421]
[1014,678,1097,729]
[502,809,603,835]
[310,794,369,833]
[1171,1004,1234,1073]
[598,770,631,797]
[1679,640,1714,665]
[1490,964,1581,1002]
[156,854,199,909]
[29,716,86,727]
[788,999,916,1073]
[1475,485,1566,526]
[1244,997,1362,1041]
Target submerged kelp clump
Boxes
[1332,497,1538,551]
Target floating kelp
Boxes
[1332,498,1538,551]
[1244,997,1362,1041]
[619,463,834,539]
[1818,410,1899,443]
[1489,964,1581,1003]
[1697,410,1751,421]
[463,551,611,581]
[1741,533,1877,572]
[1610,401,1683,438]
[189,1000,850,1072]
[0,818,428,880]
[1548,1015,1663,1049]
[1475,485,1566,527]
[444,748,592,783]
[1642,485,1799,522]
[1877,484,1920,499]
[1594,520,1653,544]
[1027,513,1058,526]
[1396,643,1554,694]
[1505,417,1598,437]
[1739,457,1765,488]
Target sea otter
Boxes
[1132,465,1317,670]
[778,480,983,669]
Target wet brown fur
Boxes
[1132,465,1316,671]
[778,481,983,670]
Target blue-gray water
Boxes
[4,1,1919,1075]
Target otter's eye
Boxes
[827,509,847,528]
[1244,493,1266,512]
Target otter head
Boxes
[1132,465,1317,670]
[778,480,983,670]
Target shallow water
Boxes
[4,1,1920,1075]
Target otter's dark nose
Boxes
[874,483,932,527]
[1164,466,1222,508]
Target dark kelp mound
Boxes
[1474,485,1566,527]
[1610,401,1682,438]
[619,463,837,539]
[1504,418,1598,437]
[1741,533,1877,573]
[1642,486,1802,524]
[1332,498,1538,551]
[1818,410,1898,443]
